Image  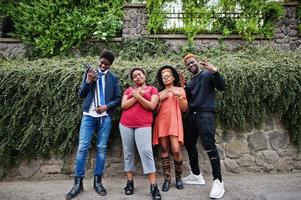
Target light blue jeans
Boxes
[75,115,112,177]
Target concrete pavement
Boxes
[1,173,301,200]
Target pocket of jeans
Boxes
[202,112,215,133]
[200,112,214,120]
[103,116,112,123]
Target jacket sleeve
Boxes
[78,71,93,98]
[211,72,226,91]
[106,77,121,110]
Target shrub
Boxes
[6,0,123,57]
[118,38,171,60]
[0,47,300,176]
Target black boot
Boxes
[175,177,184,189]
[162,179,170,192]
[124,179,134,195]
[161,156,171,192]
[150,184,161,200]
[66,176,84,200]
[174,160,184,189]
[94,176,107,196]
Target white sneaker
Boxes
[182,172,205,185]
[209,179,225,199]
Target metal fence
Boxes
[163,11,244,32]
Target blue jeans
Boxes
[75,115,112,177]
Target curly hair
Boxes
[156,65,180,91]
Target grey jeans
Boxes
[119,123,156,174]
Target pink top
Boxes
[153,87,186,145]
[120,86,159,128]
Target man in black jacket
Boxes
[181,53,225,199]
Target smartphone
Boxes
[84,63,98,81]
[85,63,93,72]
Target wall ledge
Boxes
[281,1,299,6]
[123,3,146,8]
[88,37,123,42]
[0,38,22,43]
[146,34,269,40]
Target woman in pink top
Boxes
[153,65,188,192]
[119,67,161,200]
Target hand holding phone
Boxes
[85,64,97,83]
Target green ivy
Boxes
[0,47,301,176]
[146,0,168,34]
[147,0,284,44]
[183,1,213,46]
[232,1,283,41]
[6,0,123,57]
[93,12,122,41]
[118,38,171,60]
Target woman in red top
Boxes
[119,67,161,200]
[153,65,188,192]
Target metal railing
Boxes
[163,11,252,33]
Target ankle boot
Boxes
[162,179,171,192]
[150,184,161,200]
[66,176,84,200]
[161,156,171,192]
[94,176,107,196]
[124,179,134,195]
[175,160,184,189]
[175,177,184,189]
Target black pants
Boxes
[184,111,222,181]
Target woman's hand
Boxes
[160,89,169,101]
[169,88,182,97]
[132,87,145,98]
[132,89,139,98]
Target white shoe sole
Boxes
[183,180,206,185]
[209,189,225,199]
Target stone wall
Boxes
[274,1,301,51]
[3,115,301,181]
[122,2,300,52]
[122,3,149,38]
[0,17,3,38]
[217,116,301,174]
[0,2,300,58]
[0,38,25,59]
[148,34,273,52]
